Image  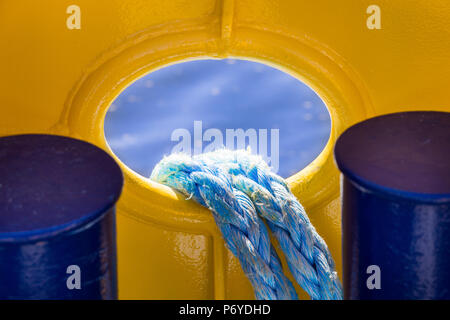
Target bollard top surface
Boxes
[334,111,450,202]
[0,134,123,242]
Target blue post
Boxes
[334,111,450,300]
[0,134,123,299]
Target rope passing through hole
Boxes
[151,149,342,300]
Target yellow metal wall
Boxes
[0,0,449,299]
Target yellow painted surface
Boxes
[0,0,449,299]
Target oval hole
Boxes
[104,59,330,178]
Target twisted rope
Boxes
[150,149,342,300]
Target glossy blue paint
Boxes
[335,111,450,300]
[0,134,123,299]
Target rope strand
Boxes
[151,149,342,300]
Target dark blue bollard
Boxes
[335,111,450,300]
[0,134,123,299]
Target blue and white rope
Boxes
[150,149,342,300]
